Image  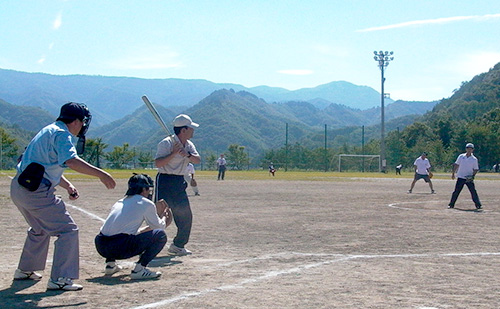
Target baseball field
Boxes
[1,170,500,308]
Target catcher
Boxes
[95,173,172,280]
[408,152,435,194]
[448,143,482,209]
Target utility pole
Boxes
[373,50,394,173]
[362,125,365,172]
[324,124,328,172]
[285,123,289,172]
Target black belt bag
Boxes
[18,162,46,191]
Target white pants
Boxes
[184,174,199,195]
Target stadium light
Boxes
[373,50,394,173]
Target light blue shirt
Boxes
[17,121,78,187]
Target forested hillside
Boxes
[384,62,500,170]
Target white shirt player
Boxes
[414,156,431,175]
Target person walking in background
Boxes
[269,162,276,176]
[408,152,435,194]
[95,174,171,280]
[155,114,201,256]
[448,143,482,210]
[396,164,402,175]
[185,162,200,196]
[10,102,116,291]
[217,154,226,180]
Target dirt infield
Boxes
[1,172,500,308]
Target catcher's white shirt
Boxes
[455,153,479,179]
[100,195,166,236]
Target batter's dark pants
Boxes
[95,230,167,266]
[155,173,191,248]
[449,178,481,207]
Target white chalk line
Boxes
[67,203,106,223]
[130,251,500,309]
[387,200,497,213]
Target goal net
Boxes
[338,154,381,172]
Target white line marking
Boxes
[131,251,500,309]
[67,203,105,222]
[387,200,495,213]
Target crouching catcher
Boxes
[95,173,172,280]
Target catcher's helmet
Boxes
[126,173,154,196]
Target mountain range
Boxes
[0,69,437,158]
[0,69,393,125]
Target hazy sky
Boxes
[1,0,500,101]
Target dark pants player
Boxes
[155,174,192,249]
[448,178,481,209]
[95,230,166,267]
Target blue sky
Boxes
[1,0,500,102]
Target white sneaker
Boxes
[104,263,123,275]
[47,277,83,291]
[130,267,161,280]
[14,269,42,280]
[167,244,192,256]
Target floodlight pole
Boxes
[373,50,394,173]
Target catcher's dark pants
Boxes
[95,230,167,266]
[155,173,192,248]
[449,178,481,207]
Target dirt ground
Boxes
[1,172,500,308]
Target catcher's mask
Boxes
[57,102,92,155]
[126,173,154,199]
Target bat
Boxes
[142,95,172,135]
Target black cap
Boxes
[125,173,154,196]
[57,102,90,122]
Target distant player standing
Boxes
[155,114,200,256]
[448,143,482,209]
[408,152,435,194]
[216,154,226,180]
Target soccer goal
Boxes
[338,154,381,172]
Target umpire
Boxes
[154,114,200,256]
[10,102,116,291]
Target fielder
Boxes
[184,162,200,196]
[408,152,435,194]
[11,102,116,291]
[217,154,226,180]
[95,174,172,279]
[154,114,201,256]
[448,143,482,209]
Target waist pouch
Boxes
[18,162,46,191]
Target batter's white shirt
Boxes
[100,195,166,236]
[455,153,479,179]
[155,134,199,175]
[413,157,431,175]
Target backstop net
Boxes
[338,154,381,172]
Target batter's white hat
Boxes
[466,143,474,148]
[173,114,199,128]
